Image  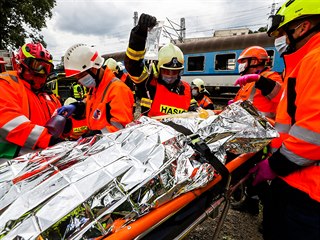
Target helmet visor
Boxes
[24,58,53,75]
[267,15,284,36]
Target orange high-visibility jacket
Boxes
[269,32,320,202]
[234,69,283,119]
[147,81,191,117]
[0,71,61,158]
[85,68,134,133]
[64,117,89,140]
[197,95,214,109]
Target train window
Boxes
[215,53,236,70]
[187,56,205,71]
[266,50,275,67]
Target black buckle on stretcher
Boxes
[187,133,230,189]
[162,121,230,189]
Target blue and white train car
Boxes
[176,32,284,101]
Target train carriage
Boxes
[102,32,284,104]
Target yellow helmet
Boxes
[267,0,320,36]
[158,43,184,71]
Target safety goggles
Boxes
[160,68,183,77]
[24,58,53,75]
[267,15,285,36]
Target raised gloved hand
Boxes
[138,13,157,32]
[234,74,260,87]
[57,104,76,118]
[249,158,277,186]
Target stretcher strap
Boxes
[162,121,230,185]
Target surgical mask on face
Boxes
[162,75,177,85]
[78,74,96,88]
[238,62,247,74]
[192,89,199,97]
[274,35,288,56]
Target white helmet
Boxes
[64,43,104,77]
[191,78,206,93]
[158,43,184,71]
[104,58,118,73]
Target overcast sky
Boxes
[41,0,285,64]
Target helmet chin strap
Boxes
[285,22,320,54]
[19,66,46,91]
[88,68,102,86]
[241,59,264,75]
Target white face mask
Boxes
[192,89,199,97]
[274,35,288,56]
[162,75,177,85]
[78,74,96,88]
[238,62,247,74]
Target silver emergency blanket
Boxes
[0,100,278,239]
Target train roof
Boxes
[177,32,274,54]
[102,32,274,60]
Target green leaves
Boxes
[0,0,56,50]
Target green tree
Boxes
[0,0,56,50]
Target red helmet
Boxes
[17,43,54,90]
[237,46,269,63]
[17,43,53,75]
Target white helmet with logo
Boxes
[158,43,184,71]
[191,78,206,93]
[64,43,104,77]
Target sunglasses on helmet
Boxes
[267,15,285,36]
[24,58,54,75]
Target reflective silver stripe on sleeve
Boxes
[275,122,291,133]
[248,87,256,102]
[280,144,317,166]
[0,115,30,138]
[266,81,282,100]
[259,111,276,119]
[24,125,46,148]
[101,128,110,134]
[110,121,124,130]
[290,125,320,146]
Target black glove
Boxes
[137,13,157,32]
[81,130,102,138]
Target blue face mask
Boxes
[78,74,96,88]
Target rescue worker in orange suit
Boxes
[191,78,214,110]
[104,58,137,111]
[231,46,284,221]
[251,1,320,239]
[0,43,62,161]
[61,97,88,140]
[57,44,134,134]
[124,13,192,117]
[233,46,283,120]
